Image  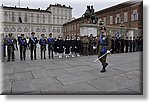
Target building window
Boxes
[12,12,15,22]
[36,28,40,32]
[18,12,22,23]
[43,14,45,23]
[52,28,56,33]
[61,9,63,15]
[57,8,59,14]
[37,14,39,23]
[42,28,46,32]
[115,14,121,24]
[4,27,9,32]
[4,11,8,22]
[24,28,28,32]
[110,16,113,24]
[103,17,106,25]
[57,16,59,24]
[24,13,27,22]
[131,10,138,21]
[124,12,128,22]
[53,8,55,14]
[48,15,51,23]
[11,27,16,32]
[31,13,34,23]
[57,28,60,33]
[65,10,67,15]
[17,27,22,32]
[53,16,55,24]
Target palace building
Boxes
[63,0,143,38]
[0,3,72,38]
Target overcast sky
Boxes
[0,0,129,18]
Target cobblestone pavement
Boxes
[0,48,143,95]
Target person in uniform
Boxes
[89,34,94,55]
[129,37,133,52]
[18,34,27,61]
[2,34,8,61]
[111,36,115,54]
[6,33,15,62]
[97,27,111,73]
[81,35,89,56]
[39,34,47,59]
[93,37,97,55]
[47,33,55,59]
[70,35,76,58]
[29,32,38,60]
[64,35,71,58]
[57,35,64,58]
[132,37,136,52]
[75,36,82,56]
[120,36,125,53]
[125,37,129,53]
[54,37,58,56]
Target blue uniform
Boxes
[39,38,47,59]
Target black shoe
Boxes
[12,59,15,61]
[100,69,106,73]
[7,60,10,62]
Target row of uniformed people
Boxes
[111,36,143,54]
[2,32,83,62]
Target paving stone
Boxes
[56,72,98,85]
[64,66,95,73]
[41,82,102,95]
[12,77,62,94]
[13,71,33,81]
[32,69,56,78]
[85,68,125,78]
[86,71,141,92]
[127,83,143,94]
[1,80,12,95]
[51,69,71,77]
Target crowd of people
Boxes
[1,31,143,62]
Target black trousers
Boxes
[30,48,36,60]
[7,45,15,61]
[48,49,54,59]
[20,45,26,60]
[41,46,46,59]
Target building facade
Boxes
[63,0,143,38]
[0,4,72,38]
[45,4,72,37]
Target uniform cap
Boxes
[31,32,35,34]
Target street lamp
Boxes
[99,20,104,27]
[98,20,104,36]
[120,21,124,37]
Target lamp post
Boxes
[98,20,103,36]
[120,21,124,37]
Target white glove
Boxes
[75,46,77,49]
[106,50,111,54]
[93,46,97,49]
[57,47,59,49]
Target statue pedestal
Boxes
[80,24,98,37]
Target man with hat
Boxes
[47,33,55,59]
[6,33,15,62]
[18,34,27,61]
[29,32,38,60]
[97,27,111,73]
[39,34,47,59]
